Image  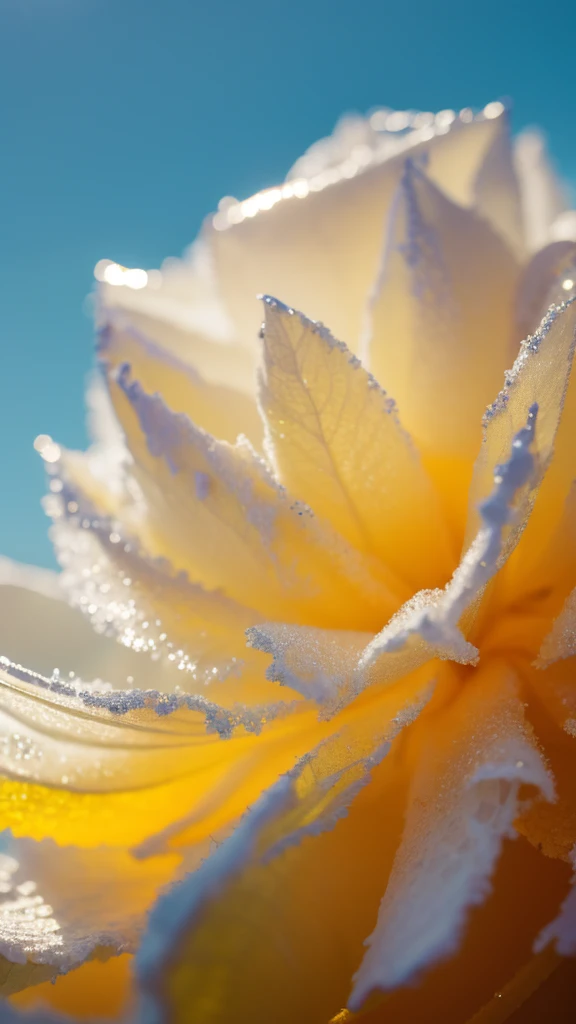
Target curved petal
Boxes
[209,112,508,352]
[365,160,519,468]
[98,316,261,447]
[250,406,541,714]
[258,297,454,590]
[464,299,576,559]
[100,362,399,629]
[135,673,432,1024]
[0,655,332,850]
[476,298,576,625]
[473,109,525,259]
[349,661,553,1008]
[0,835,178,996]
[514,241,576,343]
[0,556,254,697]
[98,238,242,362]
[514,131,570,253]
[47,466,270,692]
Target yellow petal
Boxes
[99,316,261,446]
[209,114,508,352]
[349,660,553,1009]
[0,656,330,850]
[135,673,431,1024]
[103,364,399,629]
[259,297,453,589]
[365,160,519,469]
[251,406,542,714]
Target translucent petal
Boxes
[135,674,431,1024]
[209,114,508,352]
[99,316,261,446]
[349,661,553,1007]
[251,407,540,714]
[103,363,399,629]
[473,111,525,259]
[0,836,178,994]
[365,160,519,464]
[258,297,454,589]
[464,299,576,560]
[98,238,238,355]
[514,241,576,343]
[514,131,570,253]
[48,463,268,691]
[0,655,331,850]
[0,556,251,695]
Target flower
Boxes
[2,100,576,1023]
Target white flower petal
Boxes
[473,110,525,258]
[514,240,576,343]
[99,314,261,446]
[350,663,554,1007]
[0,557,183,693]
[0,835,179,996]
[209,114,508,352]
[514,131,570,252]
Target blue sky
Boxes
[1,0,575,569]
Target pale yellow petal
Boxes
[365,160,519,467]
[102,364,399,629]
[473,110,525,259]
[251,407,541,713]
[259,297,454,589]
[209,114,508,352]
[0,655,333,850]
[464,299,576,559]
[99,317,261,446]
[514,241,576,343]
[514,131,570,252]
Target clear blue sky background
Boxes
[1,0,576,569]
